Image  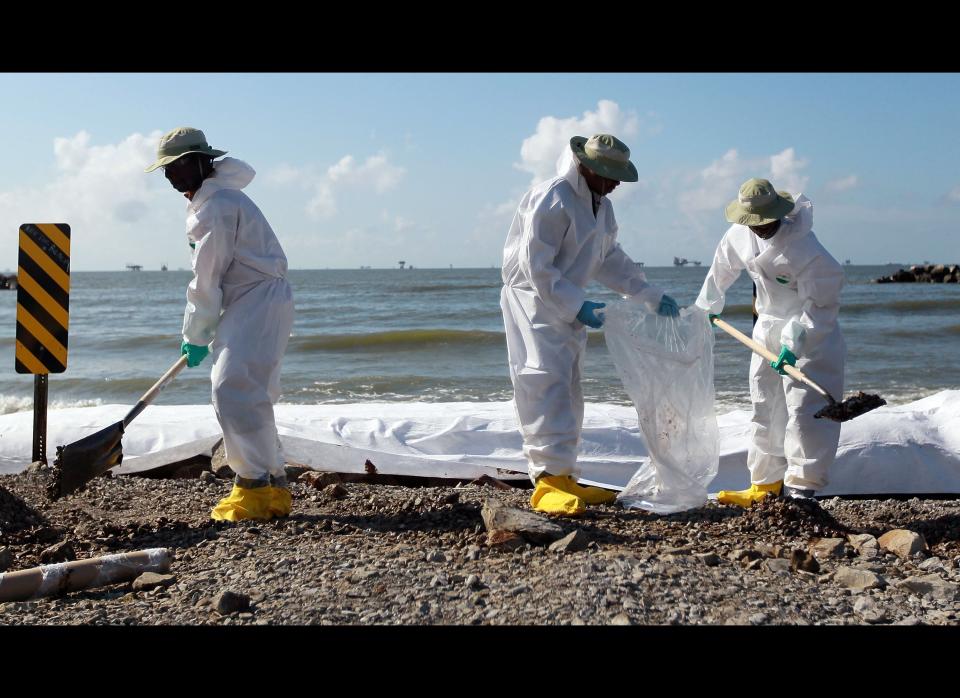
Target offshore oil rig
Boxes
[673,257,701,267]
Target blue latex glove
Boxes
[708,313,720,329]
[770,345,797,375]
[576,301,606,329]
[181,341,210,368]
[657,294,680,317]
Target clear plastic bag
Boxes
[603,301,719,513]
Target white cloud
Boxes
[769,147,809,193]
[0,129,188,270]
[515,99,642,185]
[947,185,960,203]
[826,174,859,192]
[268,152,405,219]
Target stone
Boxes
[39,541,75,564]
[199,471,216,484]
[834,566,886,591]
[300,471,343,489]
[810,538,846,560]
[549,530,591,553]
[485,530,525,551]
[847,533,880,559]
[696,552,721,567]
[425,550,447,563]
[610,613,632,626]
[730,549,763,562]
[878,530,928,560]
[465,545,482,561]
[465,574,481,589]
[853,596,888,624]
[789,549,820,574]
[894,574,959,603]
[661,545,694,556]
[918,557,944,572]
[763,558,792,575]
[323,484,349,500]
[213,590,251,615]
[480,499,564,544]
[132,573,176,592]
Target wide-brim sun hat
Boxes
[725,177,795,226]
[144,126,227,172]
[570,134,639,183]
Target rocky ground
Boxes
[1,465,959,626]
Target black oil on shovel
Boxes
[49,355,189,499]
[712,316,886,422]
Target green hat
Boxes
[569,133,639,183]
[144,127,227,173]
[725,178,795,225]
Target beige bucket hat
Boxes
[144,127,227,173]
[569,133,638,182]
[725,178,795,225]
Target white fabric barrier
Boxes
[0,391,958,496]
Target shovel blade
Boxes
[814,392,887,423]
[49,421,125,499]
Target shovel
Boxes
[711,316,886,422]
[49,355,189,499]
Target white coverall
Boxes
[182,157,295,483]
[500,154,664,482]
[695,195,845,491]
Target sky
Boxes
[0,72,957,272]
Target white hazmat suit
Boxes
[501,152,664,482]
[695,195,845,491]
[182,157,295,483]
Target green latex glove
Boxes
[770,345,797,375]
[181,341,210,368]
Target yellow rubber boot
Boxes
[211,484,275,522]
[716,481,783,508]
[562,476,618,505]
[268,486,292,518]
[530,475,586,516]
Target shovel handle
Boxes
[122,354,189,428]
[711,317,835,403]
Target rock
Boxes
[485,530,525,551]
[0,547,12,572]
[323,484,349,500]
[213,590,250,615]
[895,616,922,626]
[465,574,481,589]
[425,550,447,563]
[301,471,343,489]
[853,595,888,624]
[847,533,880,559]
[755,543,784,558]
[465,545,482,561]
[696,552,721,567]
[918,557,944,572]
[834,566,886,591]
[894,574,959,603]
[810,538,846,560]
[26,461,47,473]
[789,549,820,574]
[549,530,591,553]
[878,530,928,560]
[480,499,564,544]
[210,440,233,478]
[283,465,313,481]
[748,613,768,625]
[661,545,694,556]
[763,558,791,575]
[610,613,632,626]
[39,541,75,564]
[199,471,216,484]
[730,549,763,563]
[132,573,176,592]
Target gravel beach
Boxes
[1,465,959,626]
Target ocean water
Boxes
[1,265,957,415]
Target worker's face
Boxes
[164,154,207,195]
[748,219,781,239]
[578,163,621,196]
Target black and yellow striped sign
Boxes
[16,223,70,374]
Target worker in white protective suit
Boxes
[696,178,845,507]
[501,133,681,517]
[145,127,295,522]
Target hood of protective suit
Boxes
[189,157,256,210]
[764,194,813,250]
[556,147,594,203]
